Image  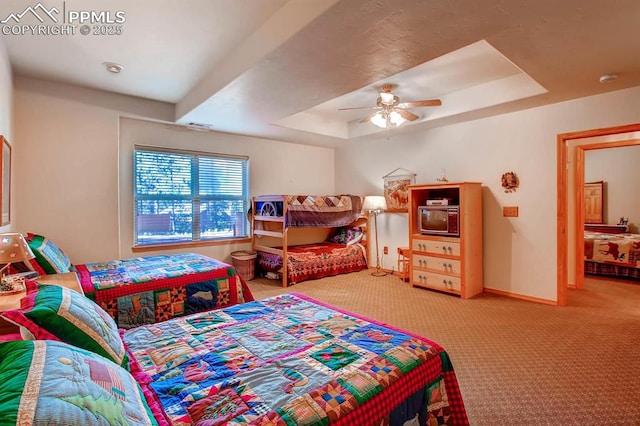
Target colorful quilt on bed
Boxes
[584,232,640,267]
[74,253,254,329]
[123,293,468,425]
[286,195,363,227]
[257,242,368,285]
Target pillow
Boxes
[0,340,157,425]
[330,226,364,245]
[0,281,128,369]
[12,233,72,275]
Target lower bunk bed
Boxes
[15,233,254,328]
[0,282,469,425]
[584,230,640,281]
[252,194,370,287]
[257,241,369,285]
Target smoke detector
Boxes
[598,73,618,84]
[104,62,124,74]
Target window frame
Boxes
[133,145,250,249]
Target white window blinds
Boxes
[133,146,249,246]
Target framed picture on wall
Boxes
[383,168,416,212]
[1,136,10,225]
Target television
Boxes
[418,205,460,237]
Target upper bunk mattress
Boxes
[256,195,363,227]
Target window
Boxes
[134,146,249,246]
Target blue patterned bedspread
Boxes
[122,293,468,425]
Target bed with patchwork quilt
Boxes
[15,233,254,328]
[257,241,368,285]
[75,253,254,328]
[123,292,468,425]
[0,284,468,425]
[584,231,640,280]
[252,195,369,287]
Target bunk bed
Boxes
[584,229,640,280]
[252,195,369,287]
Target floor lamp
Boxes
[362,195,388,277]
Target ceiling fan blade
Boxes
[359,110,380,123]
[395,109,419,121]
[338,106,378,111]
[399,99,442,108]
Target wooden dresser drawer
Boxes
[412,238,460,257]
[412,254,461,274]
[412,270,461,292]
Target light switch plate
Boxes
[503,206,519,217]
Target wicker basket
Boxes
[230,250,257,280]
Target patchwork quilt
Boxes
[123,293,469,425]
[74,253,254,328]
[265,194,363,227]
[258,242,368,285]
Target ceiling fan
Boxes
[339,84,441,129]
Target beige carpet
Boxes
[247,271,640,425]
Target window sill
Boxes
[132,237,251,253]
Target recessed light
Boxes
[103,62,124,74]
[599,73,618,83]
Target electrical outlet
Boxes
[383,246,388,255]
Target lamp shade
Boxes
[0,233,35,264]
[362,195,387,213]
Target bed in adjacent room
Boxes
[15,233,254,328]
[252,194,369,287]
[0,282,469,425]
[584,230,640,280]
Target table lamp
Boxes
[362,195,388,277]
[0,233,35,294]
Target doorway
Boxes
[557,123,640,306]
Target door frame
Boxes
[557,123,640,306]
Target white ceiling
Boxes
[1,0,639,148]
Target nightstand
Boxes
[36,272,84,295]
[0,272,83,336]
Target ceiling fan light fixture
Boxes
[380,92,395,105]
[370,110,406,129]
[389,110,406,126]
[370,112,388,128]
